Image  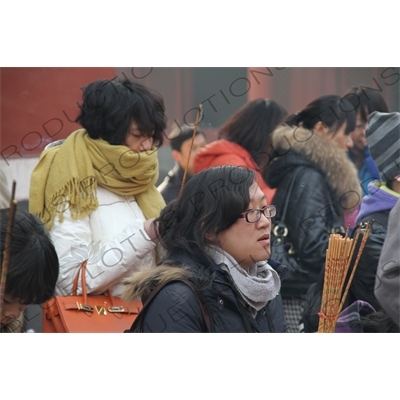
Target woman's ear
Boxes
[205,231,216,243]
[313,121,329,137]
[172,149,181,162]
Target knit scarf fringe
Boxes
[43,176,98,227]
[29,129,164,230]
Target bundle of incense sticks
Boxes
[318,222,372,333]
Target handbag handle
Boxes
[127,278,212,333]
[278,167,304,225]
[273,167,304,239]
[72,262,86,297]
[71,261,116,307]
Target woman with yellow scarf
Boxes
[29,79,167,298]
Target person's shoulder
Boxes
[157,175,170,195]
[153,280,198,302]
[389,200,400,219]
[157,174,180,204]
[95,186,125,203]
[287,165,325,188]
[141,280,204,332]
[144,274,208,314]
[298,166,333,195]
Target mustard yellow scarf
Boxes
[29,129,165,230]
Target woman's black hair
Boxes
[76,79,167,147]
[1,208,59,304]
[219,98,287,167]
[285,94,356,135]
[343,86,389,122]
[157,166,256,262]
[360,310,400,333]
[169,124,205,152]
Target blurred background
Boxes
[1,67,399,332]
[1,67,399,201]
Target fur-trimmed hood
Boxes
[122,264,192,303]
[266,124,361,213]
[122,258,289,333]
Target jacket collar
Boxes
[268,258,290,281]
[269,124,361,212]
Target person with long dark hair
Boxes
[265,94,361,332]
[29,78,167,299]
[193,98,287,202]
[123,166,288,332]
[302,112,400,332]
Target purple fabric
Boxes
[355,182,399,225]
[334,300,376,333]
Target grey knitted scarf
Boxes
[206,245,281,317]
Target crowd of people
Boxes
[1,77,399,333]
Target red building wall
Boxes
[1,67,116,164]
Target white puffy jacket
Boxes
[51,186,159,297]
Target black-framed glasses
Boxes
[240,205,276,223]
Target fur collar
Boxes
[270,124,361,213]
[122,264,192,303]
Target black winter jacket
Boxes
[264,125,361,299]
[348,211,390,310]
[301,210,390,332]
[123,251,289,333]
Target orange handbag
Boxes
[42,261,142,333]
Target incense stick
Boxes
[317,223,371,333]
[0,180,18,321]
[337,221,372,316]
[179,103,203,199]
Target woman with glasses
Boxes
[265,95,361,332]
[29,79,167,301]
[123,166,288,333]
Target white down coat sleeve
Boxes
[51,189,158,297]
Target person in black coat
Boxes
[158,124,207,204]
[302,111,400,332]
[123,166,288,332]
[264,95,361,332]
